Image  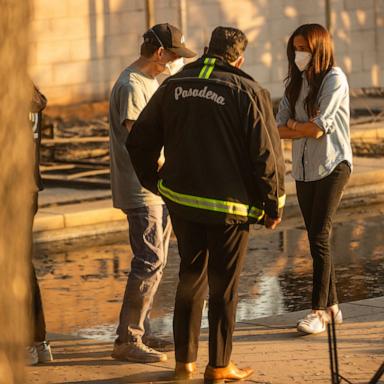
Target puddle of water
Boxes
[34,213,384,341]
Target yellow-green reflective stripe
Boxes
[158,180,264,220]
[205,61,216,78]
[198,58,210,78]
[198,59,211,79]
[198,58,216,79]
[204,58,216,78]
[249,207,265,220]
[278,194,286,208]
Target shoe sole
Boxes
[37,352,53,363]
[111,352,167,363]
[204,377,251,383]
[297,318,343,326]
[147,345,174,352]
[297,321,343,334]
[38,358,54,363]
[142,338,174,352]
[174,373,194,381]
[297,326,326,334]
[204,371,253,383]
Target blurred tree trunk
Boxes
[0,1,33,383]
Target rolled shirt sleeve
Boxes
[276,94,291,127]
[311,69,349,134]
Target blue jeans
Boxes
[116,204,171,343]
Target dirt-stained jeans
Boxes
[116,204,171,343]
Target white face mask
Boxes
[295,51,312,72]
[164,57,184,76]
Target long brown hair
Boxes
[284,24,334,118]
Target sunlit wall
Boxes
[29,0,384,105]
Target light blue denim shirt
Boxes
[276,67,353,181]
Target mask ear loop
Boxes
[149,28,174,72]
[150,29,164,48]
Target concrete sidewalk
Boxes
[33,156,384,243]
[26,296,384,384]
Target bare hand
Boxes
[264,215,281,229]
[287,118,298,130]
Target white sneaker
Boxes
[327,309,343,324]
[35,341,53,363]
[297,312,329,334]
[26,346,38,365]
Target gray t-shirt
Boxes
[109,66,164,209]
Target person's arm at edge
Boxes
[250,89,286,229]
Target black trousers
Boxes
[31,192,46,342]
[296,161,350,310]
[170,213,249,367]
[31,262,46,342]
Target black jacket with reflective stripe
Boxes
[127,56,285,224]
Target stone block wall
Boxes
[29,0,384,105]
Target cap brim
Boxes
[169,46,197,58]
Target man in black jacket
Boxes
[127,26,285,382]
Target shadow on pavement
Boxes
[60,371,205,383]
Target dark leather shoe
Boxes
[175,361,197,380]
[204,361,253,382]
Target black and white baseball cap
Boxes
[143,23,196,58]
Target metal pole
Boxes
[368,362,384,384]
[327,322,337,384]
[179,0,188,36]
[325,0,332,33]
[372,0,380,87]
[145,0,155,29]
[331,316,341,384]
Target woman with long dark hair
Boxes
[277,24,352,334]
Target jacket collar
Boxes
[183,55,255,82]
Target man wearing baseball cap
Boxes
[109,23,196,363]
